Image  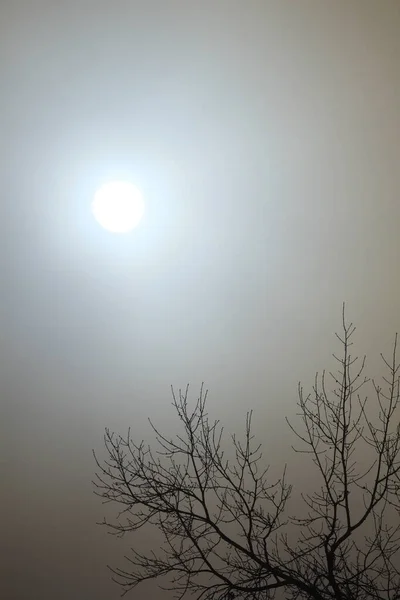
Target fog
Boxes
[2,1,400,598]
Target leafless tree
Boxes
[93,308,400,599]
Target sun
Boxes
[91,181,145,233]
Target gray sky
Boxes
[2,1,400,599]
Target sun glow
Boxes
[91,181,145,233]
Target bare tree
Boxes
[93,308,400,599]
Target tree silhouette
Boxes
[93,308,400,599]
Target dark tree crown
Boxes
[94,307,400,600]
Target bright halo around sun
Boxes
[91,181,145,233]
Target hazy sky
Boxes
[2,2,400,599]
